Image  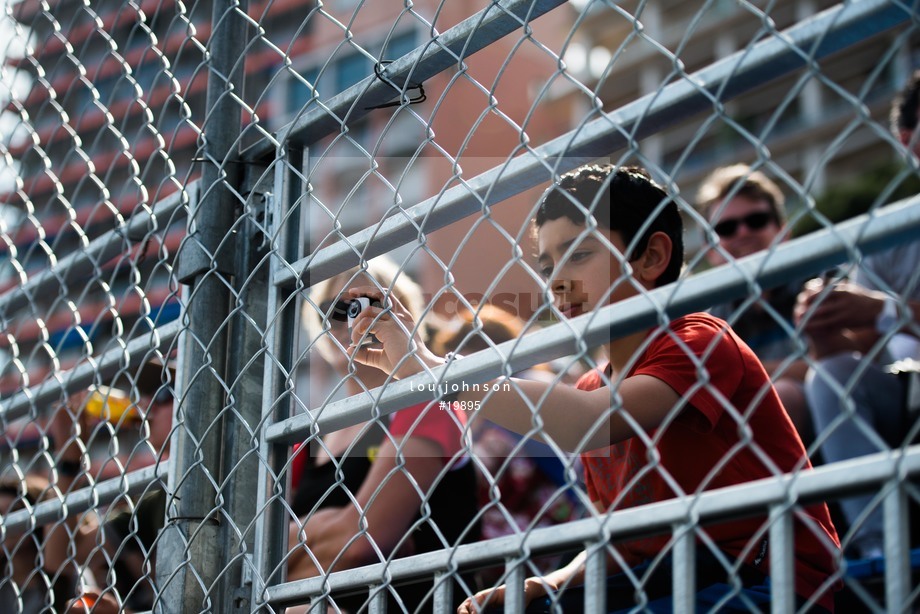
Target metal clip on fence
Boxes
[365,61,427,110]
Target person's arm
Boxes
[345,286,680,452]
[456,551,587,614]
[795,280,920,358]
[287,435,446,579]
[457,501,612,613]
[42,399,91,576]
[797,279,920,334]
[467,375,678,452]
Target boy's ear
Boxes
[636,231,672,285]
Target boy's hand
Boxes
[345,286,444,379]
[457,577,554,613]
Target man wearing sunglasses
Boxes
[698,164,814,446]
[793,71,920,561]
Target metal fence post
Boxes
[769,504,795,614]
[155,1,249,611]
[584,543,607,614]
[251,144,306,610]
[219,165,274,612]
[672,524,695,614]
[884,478,910,611]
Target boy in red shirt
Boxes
[348,164,840,612]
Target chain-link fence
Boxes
[1,0,920,612]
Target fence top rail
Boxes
[0,463,166,532]
[242,0,568,162]
[264,444,920,606]
[272,0,911,291]
[0,319,182,423]
[0,183,195,318]
[266,193,920,444]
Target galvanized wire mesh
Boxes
[1,0,920,612]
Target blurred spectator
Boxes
[286,256,479,612]
[794,70,920,559]
[698,164,814,444]
[893,69,920,160]
[44,357,176,612]
[0,473,76,613]
[430,305,582,582]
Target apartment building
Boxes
[561,0,920,231]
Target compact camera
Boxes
[325,296,382,344]
[347,296,376,327]
[349,296,383,345]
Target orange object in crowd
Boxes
[84,386,137,422]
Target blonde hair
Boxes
[302,256,427,362]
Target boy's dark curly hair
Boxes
[534,164,684,286]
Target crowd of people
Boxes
[0,358,175,613]
[2,64,920,614]
[700,71,920,563]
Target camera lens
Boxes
[347,299,363,318]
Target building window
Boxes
[336,53,369,92]
[288,67,320,115]
[382,31,417,61]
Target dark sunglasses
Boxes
[713,211,775,238]
[318,299,351,323]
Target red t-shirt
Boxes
[291,401,468,485]
[389,401,468,461]
[579,313,839,610]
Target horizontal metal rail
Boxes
[265,193,920,443]
[273,0,912,290]
[1,463,166,532]
[264,444,920,606]
[242,0,568,162]
[0,182,195,317]
[0,319,182,423]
